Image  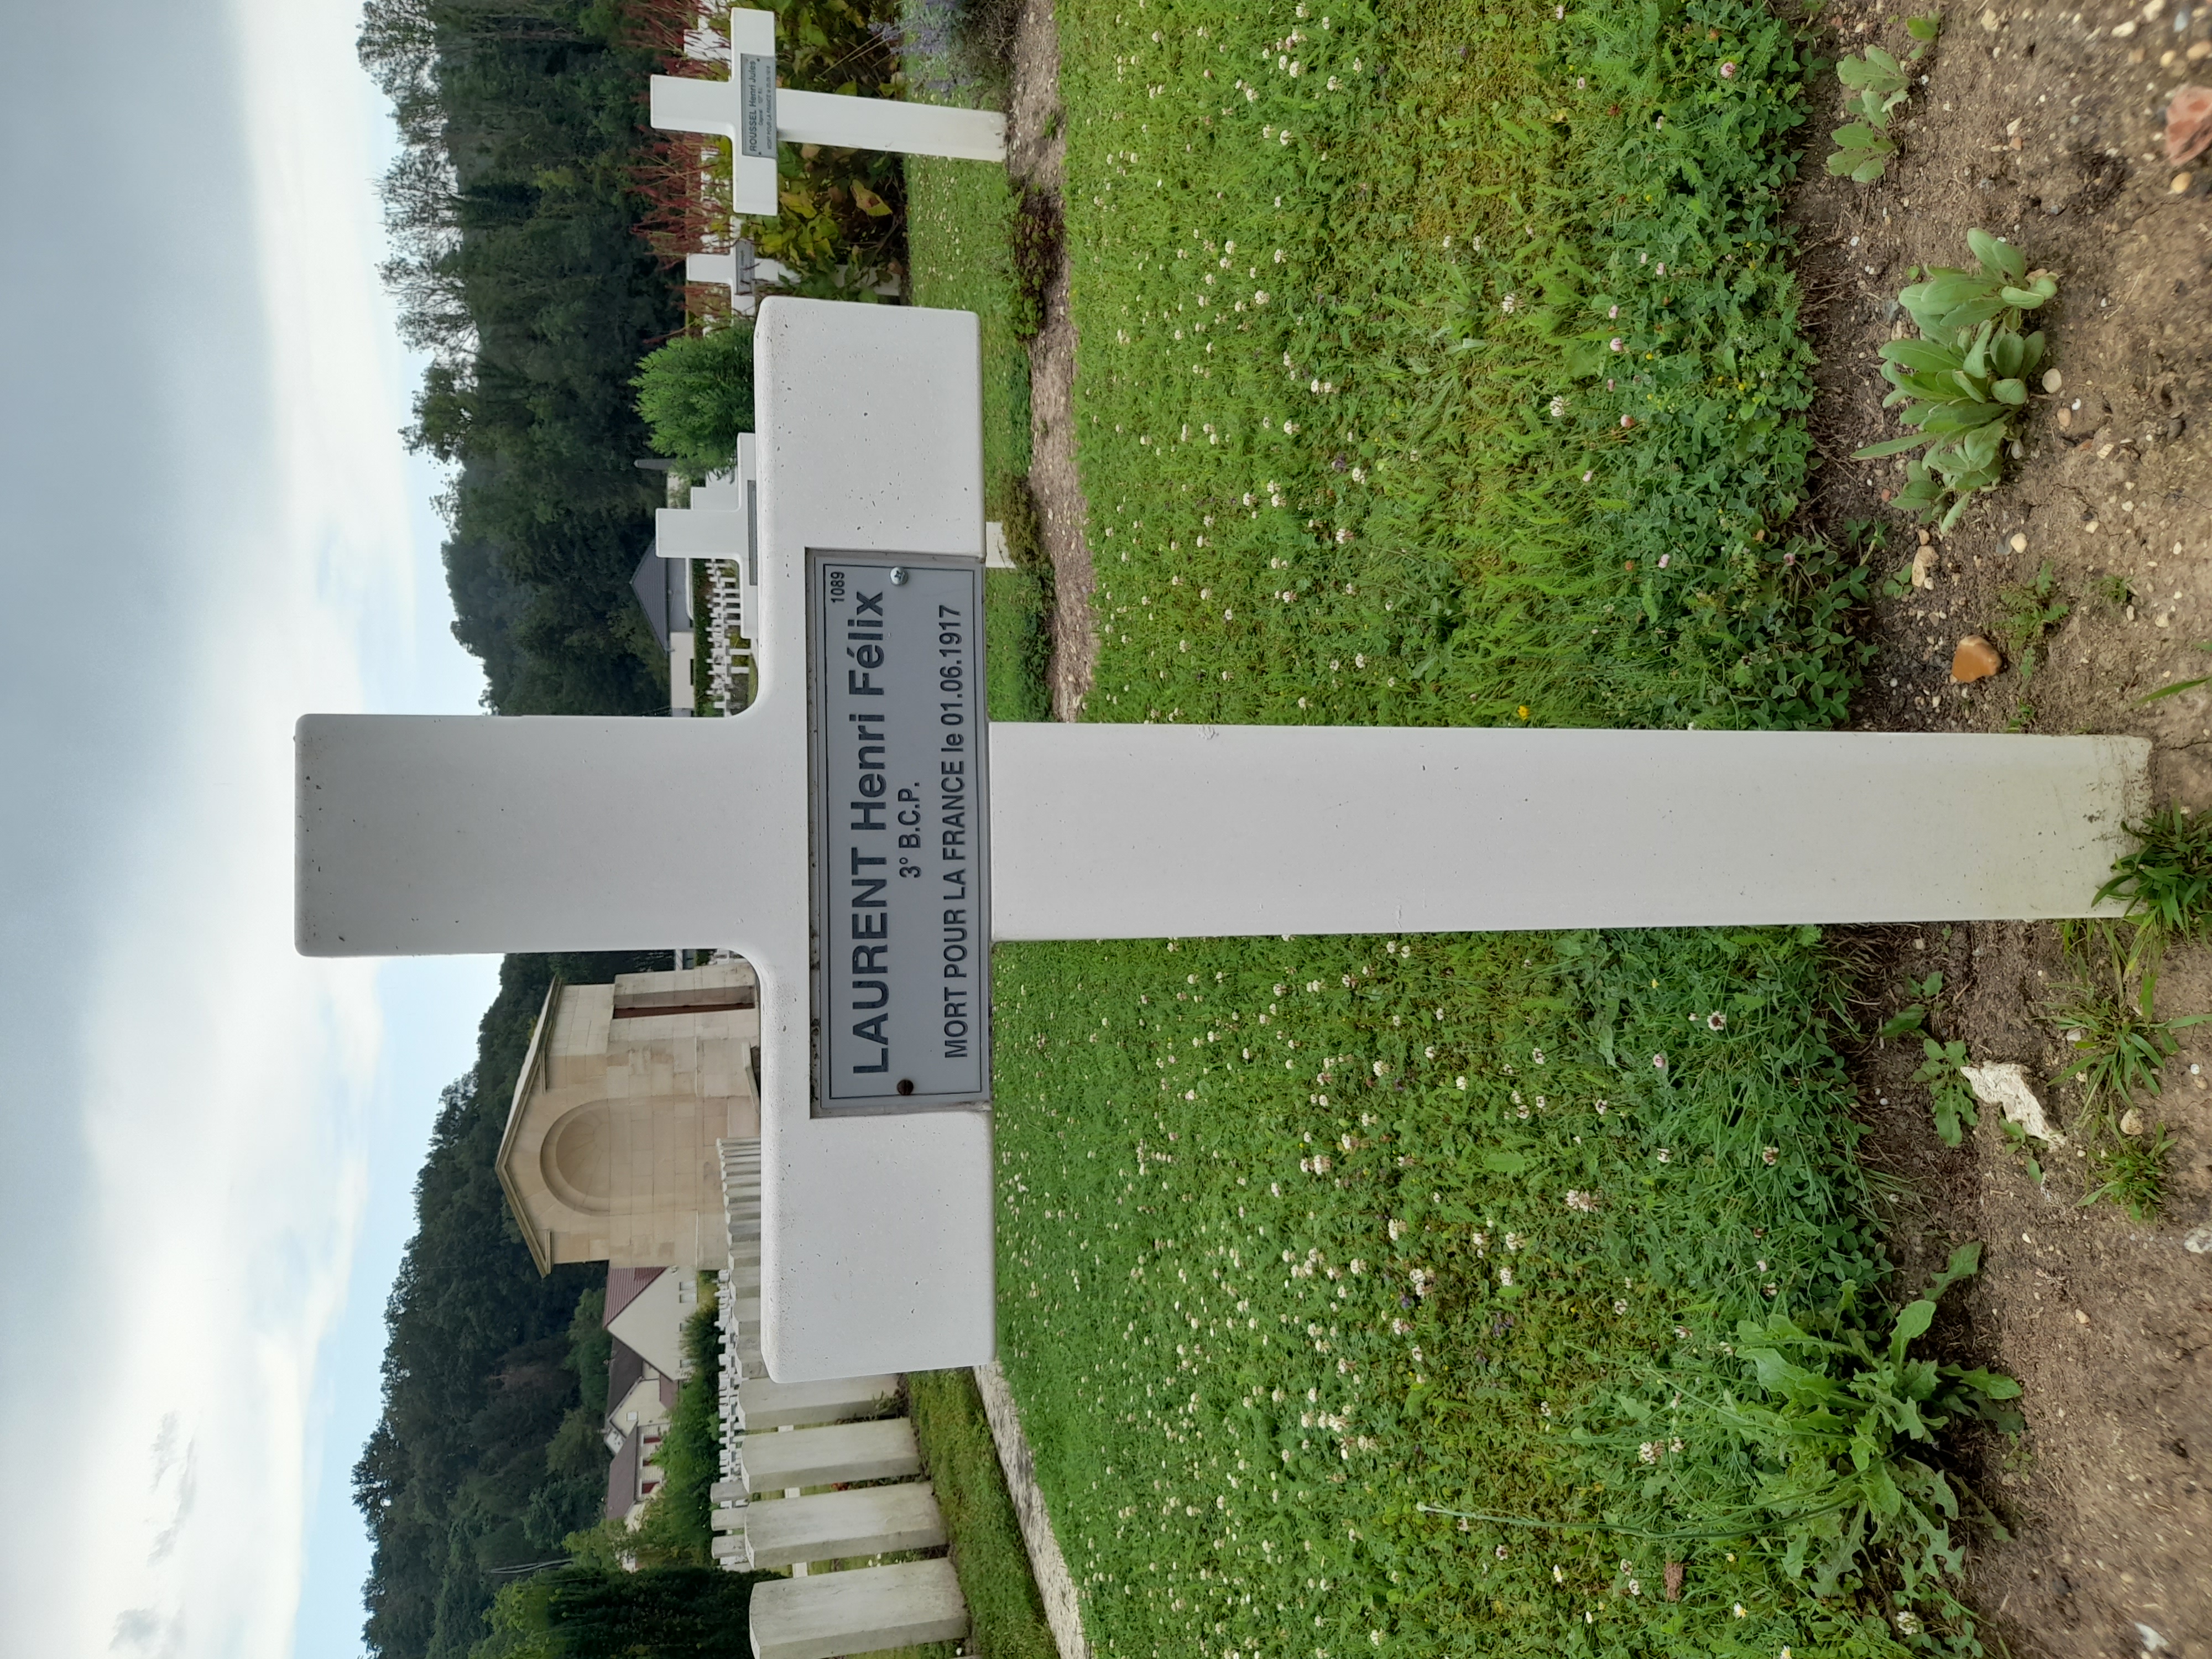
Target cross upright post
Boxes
[299,298,2148,1383]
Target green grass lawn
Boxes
[1060,0,1864,732]
[985,930,1989,1658]
[891,1,2001,1652]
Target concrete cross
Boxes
[297,298,2148,1382]
[650,7,1005,221]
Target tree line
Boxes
[361,0,681,716]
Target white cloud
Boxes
[43,3,427,1656]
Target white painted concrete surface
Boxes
[748,1558,969,1659]
[734,1373,901,1430]
[739,1417,922,1495]
[775,87,1005,160]
[742,1483,947,1567]
[295,300,2153,1389]
[987,724,2150,937]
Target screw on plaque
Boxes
[890,567,909,585]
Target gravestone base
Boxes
[739,1418,922,1496]
[748,1558,970,1659]
[735,1375,901,1431]
[742,1483,947,1568]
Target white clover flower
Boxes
[1707,1011,1726,1031]
[1763,1146,1780,1166]
[1628,1579,1641,1597]
[1652,1052,1667,1070]
[1499,1266,1513,1286]
[1495,1544,1509,1560]
[1550,395,1568,418]
[1639,1441,1658,1464]
[1500,293,1517,314]
[1656,1149,1671,1164]
[1614,1298,1629,1314]
[1455,1076,1468,1089]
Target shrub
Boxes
[1853,231,2058,529]
[635,326,755,482]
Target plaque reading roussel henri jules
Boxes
[810,552,992,1114]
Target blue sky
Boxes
[0,1,498,1653]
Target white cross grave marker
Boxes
[650,7,1005,222]
[298,298,2148,1383]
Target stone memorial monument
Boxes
[494,963,760,1274]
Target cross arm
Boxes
[295,713,796,957]
[774,91,1006,161]
[985,723,2149,939]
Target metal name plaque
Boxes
[739,55,777,159]
[810,552,991,1115]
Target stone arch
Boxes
[541,1101,616,1215]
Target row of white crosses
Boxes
[297,21,2151,1385]
[651,6,1006,213]
[656,4,1003,311]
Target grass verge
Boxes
[1062,0,1864,729]
[909,1369,1063,1659]
[987,927,2020,1655]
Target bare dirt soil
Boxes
[1005,0,1099,718]
[1792,2,2212,1650]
